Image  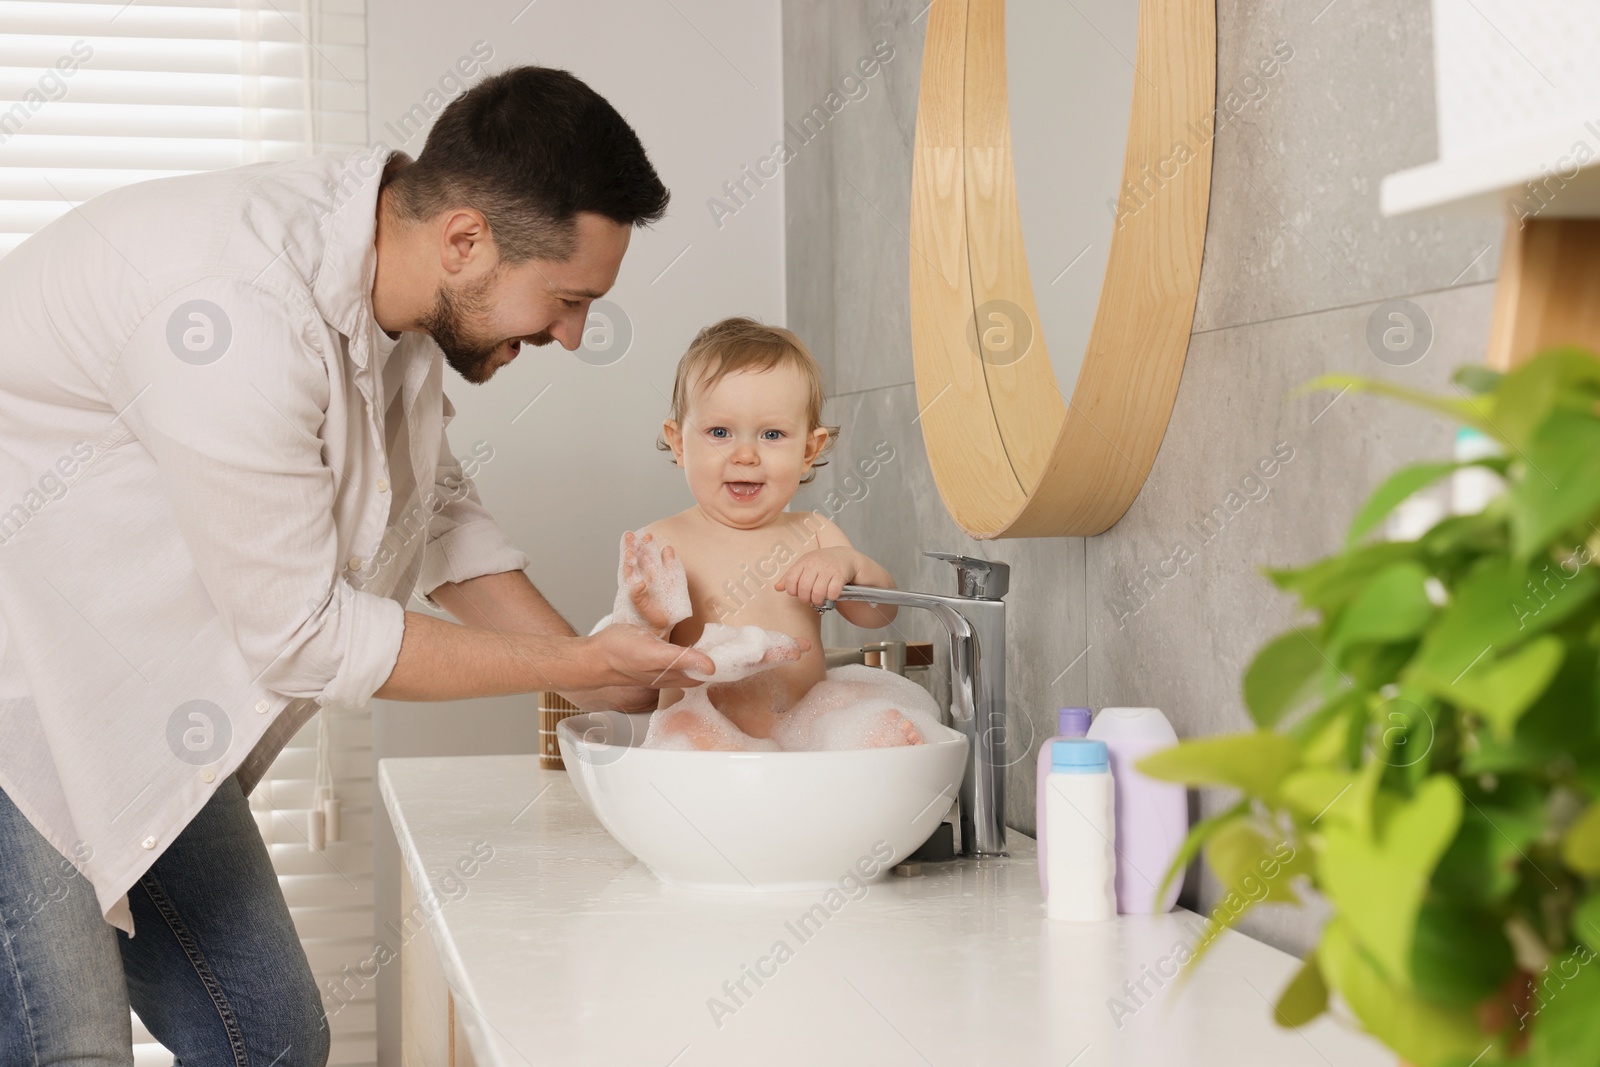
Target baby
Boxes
[611,317,938,751]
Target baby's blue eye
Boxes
[762,429,784,440]
[709,427,730,439]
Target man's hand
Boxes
[581,623,714,690]
[566,684,660,714]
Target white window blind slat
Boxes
[11,103,365,141]
[0,69,367,111]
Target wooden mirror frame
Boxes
[909,0,1215,537]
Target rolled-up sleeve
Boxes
[416,397,531,611]
[105,278,404,709]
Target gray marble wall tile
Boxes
[785,0,1504,956]
[782,0,838,386]
[784,1,930,396]
[1193,0,1502,332]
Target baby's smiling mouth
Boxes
[724,481,765,501]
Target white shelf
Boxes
[1381,118,1600,218]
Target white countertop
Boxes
[379,755,1392,1067]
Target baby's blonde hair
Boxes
[657,316,839,484]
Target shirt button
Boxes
[141,836,156,850]
[348,557,363,571]
[201,770,216,783]
[376,478,390,493]
[255,700,270,714]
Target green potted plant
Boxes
[1139,347,1600,1067]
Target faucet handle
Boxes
[924,551,1009,600]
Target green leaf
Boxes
[1562,801,1600,876]
[1433,801,1542,907]
[1266,540,1421,615]
[1290,690,1363,759]
[1273,952,1328,1029]
[1409,900,1514,1008]
[1489,346,1600,450]
[1298,374,1500,438]
[1319,777,1463,985]
[1509,411,1600,560]
[1409,557,1597,695]
[1243,628,1326,727]
[1527,946,1600,1067]
[1453,365,1503,395]
[1318,918,1490,1067]
[1420,508,1509,560]
[1346,462,1461,547]
[1573,891,1600,954]
[1282,747,1386,834]
[1136,732,1300,805]
[1444,636,1566,741]
[1332,561,1436,651]
[1463,643,1600,775]
[1373,688,1441,781]
[1280,767,1356,823]
[1206,820,1303,906]
[1152,800,1247,915]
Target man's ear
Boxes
[803,426,830,468]
[663,419,685,467]
[438,208,492,276]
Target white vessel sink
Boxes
[556,710,969,891]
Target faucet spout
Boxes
[824,552,1009,856]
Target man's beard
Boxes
[418,271,553,383]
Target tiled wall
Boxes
[784,0,1504,954]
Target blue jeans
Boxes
[0,774,330,1067]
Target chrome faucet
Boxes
[821,551,1010,856]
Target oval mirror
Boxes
[909,0,1215,537]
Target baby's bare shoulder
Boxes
[644,511,712,558]
[640,509,693,540]
[780,510,848,548]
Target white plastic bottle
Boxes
[1087,706,1187,914]
[1036,707,1092,897]
[1043,739,1117,922]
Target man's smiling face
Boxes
[421,210,632,384]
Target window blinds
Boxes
[2,3,377,1064]
[0,0,368,258]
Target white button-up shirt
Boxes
[0,148,531,934]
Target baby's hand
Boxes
[774,547,860,607]
[622,530,680,637]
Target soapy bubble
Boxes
[684,623,802,683]
[770,665,943,752]
[611,529,692,631]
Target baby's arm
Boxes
[774,516,899,628]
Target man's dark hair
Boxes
[384,65,669,262]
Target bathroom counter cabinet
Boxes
[380,755,1391,1067]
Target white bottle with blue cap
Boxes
[1043,738,1117,922]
